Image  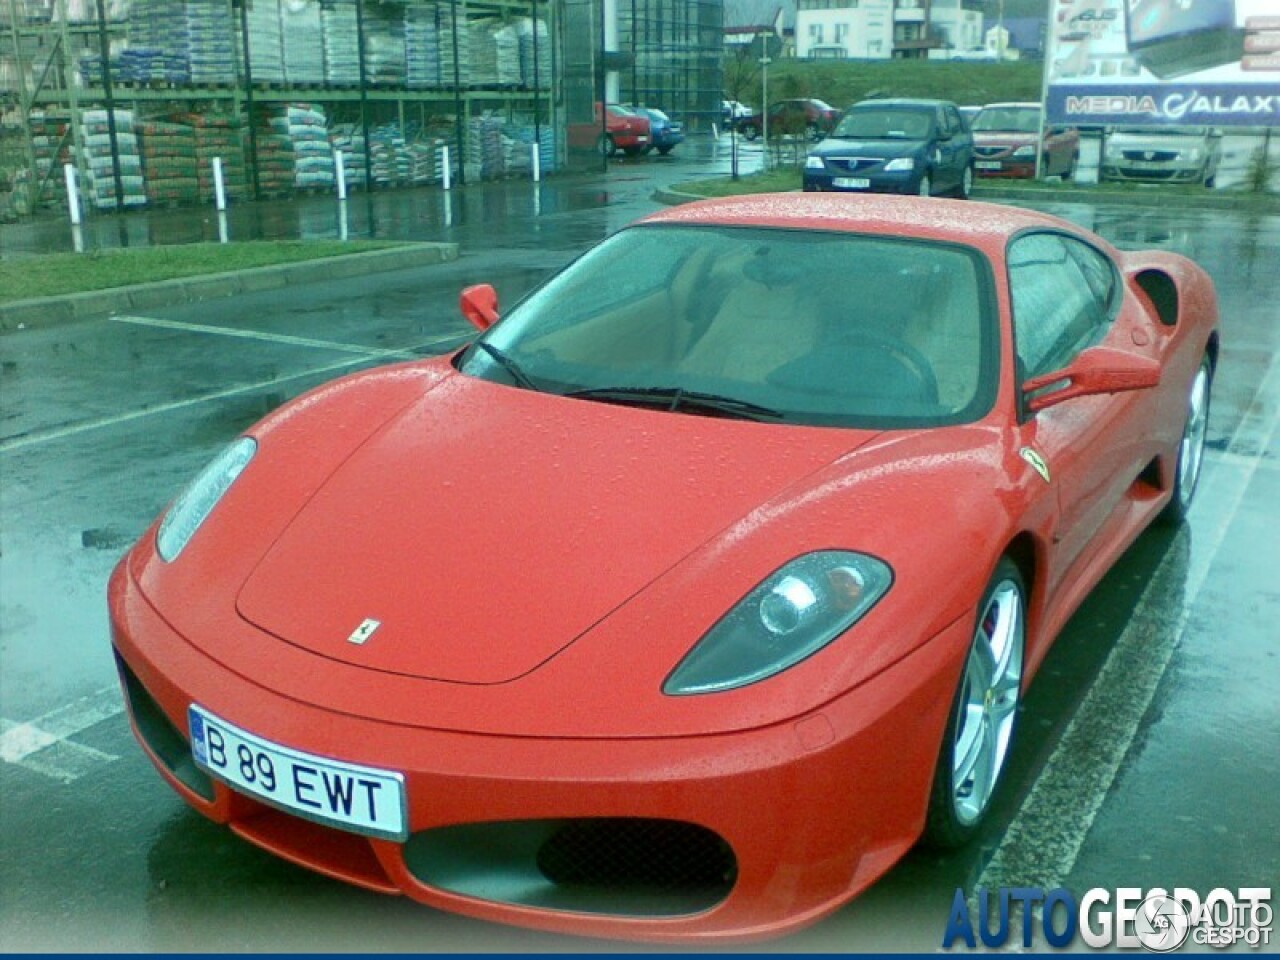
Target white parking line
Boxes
[0,686,123,784]
[113,314,403,356]
[0,328,471,454]
[977,352,1280,901]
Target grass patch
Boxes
[726,59,1045,114]
[0,239,408,304]
[676,169,802,198]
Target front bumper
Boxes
[1100,163,1207,184]
[108,559,966,943]
[974,158,1035,178]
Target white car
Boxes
[1101,127,1221,186]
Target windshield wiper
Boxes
[473,341,538,390]
[565,386,784,421]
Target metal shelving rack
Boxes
[1,0,560,212]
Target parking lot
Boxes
[1,145,1277,951]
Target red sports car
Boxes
[109,194,1218,943]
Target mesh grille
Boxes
[537,818,735,892]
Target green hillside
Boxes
[726,58,1047,111]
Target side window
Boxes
[946,107,965,136]
[1008,233,1117,382]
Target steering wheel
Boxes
[770,327,939,406]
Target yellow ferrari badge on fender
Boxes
[347,618,382,645]
[1020,447,1051,484]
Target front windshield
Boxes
[832,109,933,140]
[459,224,997,429]
[972,107,1040,133]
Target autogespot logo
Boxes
[942,887,1273,951]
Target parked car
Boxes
[739,98,841,142]
[566,103,651,157]
[804,98,974,197]
[721,99,757,131]
[971,102,1079,179]
[958,105,984,128]
[1101,126,1221,186]
[633,107,685,155]
[110,190,1219,943]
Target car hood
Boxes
[236,373,876,684]
[811,137,923,160]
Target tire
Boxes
[657,145,673,156]
[918,174,932,197]
[741,124,759,142]
[597,134,616,157]
[1159,355,1212,525]
[956,165,973,199]
[923,557,1026,850]
[806,122,821,142]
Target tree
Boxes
[721,47,760,180]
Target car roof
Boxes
[641,193,1095,252]
[981,102,1040,110]
[851,98,954,110]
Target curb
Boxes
[653,184,1280,212]
[0,242,459,334]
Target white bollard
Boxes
[217,209,229,245]
[64,162,82,226]
[212,156,226,212]
[334,149,347,201]
[441,145,452,191]
[532,141,541,182]
[338,199,349,241]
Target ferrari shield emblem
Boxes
[1020,447,1051,484]
[347,618,382,645]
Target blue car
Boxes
[634,107,685,156]
[803,98,974,199]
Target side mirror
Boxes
[1023,346,1161,413]
[460,283,500,332]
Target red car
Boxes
[567,102,651,157]
[110,193,1218,943]
[971,102,1079,178]
[740,98,841,142]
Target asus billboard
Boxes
[1045,0,1280,127]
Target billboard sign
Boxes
[1045,0,1280,127]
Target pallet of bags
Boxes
[435,4,468,86]
[467,18,499,86]
[404,2,441,89]
[517,17,550,89]
[261,103,333,189]
[174,111,248,201]
[185,0,236,84]
[253,129,296,194]
[282,0,325,84]
[139,118,200,204]
[363,5,406,85]
[321,0,360,84]
[329,123,368,189]
[245,0,286,83]
[79,107,147,208]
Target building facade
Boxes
[794,0,983,60]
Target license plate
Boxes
[1125,160,1168,171]
[975,160,1003,170]
[189,705,407,841]
[833,177,870,189]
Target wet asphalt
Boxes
[0,138,1277,952]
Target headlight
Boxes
[663,551,893,695]
[156,437,257,561]
[1184,148,1202,162]
[804,155,826,170]
[883,157,915,172]
[1012,145,1036,159]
